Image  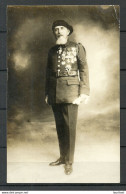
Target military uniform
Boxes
[45,40,90,164]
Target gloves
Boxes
[72,94,89,105]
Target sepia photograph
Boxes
[7,5,120,183]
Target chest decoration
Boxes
[57,46,77,66]
[65,65,71,72]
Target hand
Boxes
[72,94,89,105]
[45,95,48,104]
[80,94,89,104]
[72,96,81,105]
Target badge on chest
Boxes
[57,46,77,66]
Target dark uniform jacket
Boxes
[45,41,90,105]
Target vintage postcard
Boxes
[7,5,120,183]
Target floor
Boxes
[7,111,120,183]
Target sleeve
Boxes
[77,43,90,96]
[45,50,51,97]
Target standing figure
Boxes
[45,20,90,175]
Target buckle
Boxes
[56,70,77,77]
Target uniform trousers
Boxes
[52,103,78,164]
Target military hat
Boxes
[52,20,73,35]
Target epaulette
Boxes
[77,42,86,54]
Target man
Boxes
[45,20,90,175]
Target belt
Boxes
[56,70,78,77]
[51,71,78,77]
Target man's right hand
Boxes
[45,95,48,104]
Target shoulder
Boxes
[48,45,57,55]
[49,45,56,51]
[68,41,78,47]
[69,41,86,50]
[77,42,86,55]
[77,42,86,50]
[50,44,57,49]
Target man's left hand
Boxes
[72,94,89,105]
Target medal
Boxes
[74,57,77,62]
[58,47,62,54]
[71,47,76,51]
[71,47,77,56]
[61,53,65,61]
[71,59,74,63]
[62,61,65,65]
[65,65,71,71]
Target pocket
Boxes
[67,79,80,85]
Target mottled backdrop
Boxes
[7,5,120,183]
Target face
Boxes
[54,26,70,39]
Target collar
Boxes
[55,40,70,48]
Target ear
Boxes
[67,29,70,36]
[53,30,57,39]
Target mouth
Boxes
[57,34,63,37]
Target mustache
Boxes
[57,34,63,37]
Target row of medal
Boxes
[57,46,77,65]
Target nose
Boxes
[57,28,60,34]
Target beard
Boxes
[56,36,68,45]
